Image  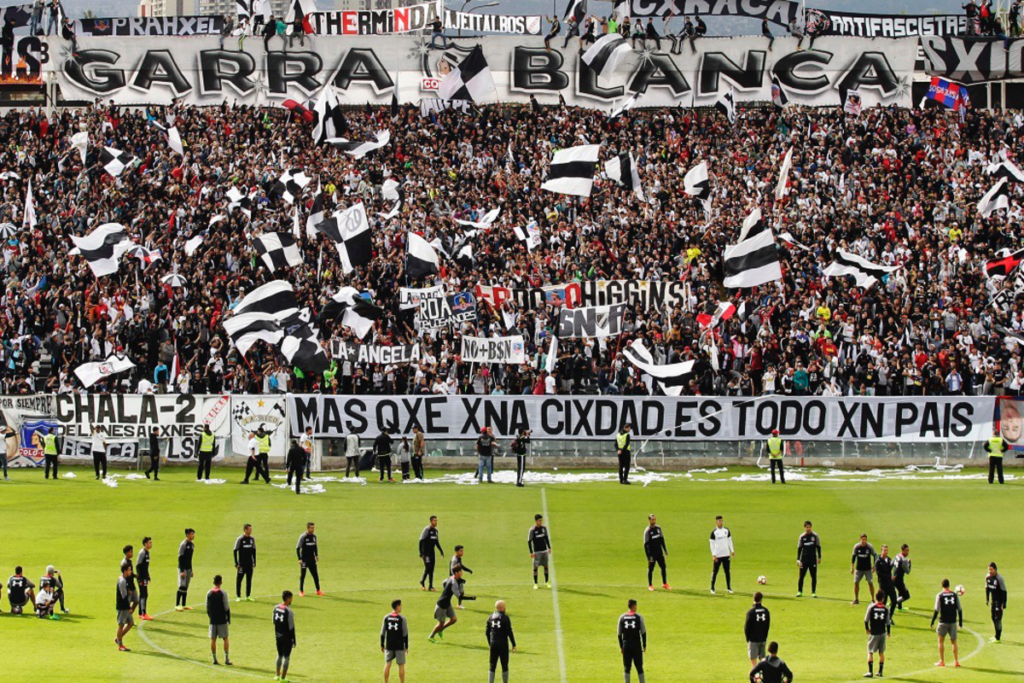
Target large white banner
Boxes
[230,395,289,459]
[61,438,139,462]
[460,336,526,364]
[53,393,231,439]
[557,304,627,339]
[288,395,995,443]
[51,35,917,108]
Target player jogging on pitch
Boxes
[429,567,463,642]
[893,545,911,611]
[450,545,473,609]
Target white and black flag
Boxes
[722,209,783,289]
[987,159,1024,184]
[69,223,135,278]
[236,0,250,18]
[227,186,255,220]
[100,147,135,177]
[438,45,496,103]
[979,177,1011,218]
[540,144,601,198]
[316,203,373,274]
[604,152,643,201]
[582,33,631,80]
[609,94,638,120]
[223,313,284,356]
[407,232,441,279]
[320,287,384,340]
[455,242,475,269]
[253,233,303,272]
[775,147,793,200]
[621,339,694,397]
[684,162,710,200]
[74,354,136,389]
[822,249,899,290]
[564,0,587,22]
[771,74,789,110]
[233,280,300,320]
[305,179,325,238]
[715,88,736,124]
[313,86,344,145]
[282,324,329,373]
[327,131,391,160]
[273,169,312,205]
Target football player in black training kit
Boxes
[618,598,647,683]
[486,599,517,683]
[296,522,322,597]
[796,520,821,597]
[419,516,444,591]
[381,599,408,683]
[986,562,1008,643]
[644,515,670,591]
[233,523,257,602]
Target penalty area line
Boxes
[542,487,568,683]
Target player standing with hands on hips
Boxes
[618,598,647,683]
[616,423,633,485]
[644,515,670,591]
[710,515,735,594]
[296,522,322,597]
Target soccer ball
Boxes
[955,585,965,596]
[757,575,768,585]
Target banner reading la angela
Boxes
[288,395,992,442]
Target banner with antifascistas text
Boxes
[287,395,995,443]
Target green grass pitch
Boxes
[1,465,1022,681]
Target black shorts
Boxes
[276,638,293,658]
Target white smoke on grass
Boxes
[102,477,118,488]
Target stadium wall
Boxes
[1,394,1017,469]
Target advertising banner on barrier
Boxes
[230,395,289,459]
[921,36,1024,84]
[287,395,995,442]
[51,35,917,108]
[53,393,231,439]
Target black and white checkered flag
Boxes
[273,169,312,205]
[253,233,303,273]
[100,147,135,177]
[314,203,373,274]
[282,324,330,373]
[227,186,256,219]
[437,45,496,103]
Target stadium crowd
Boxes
[0,96,1020,399]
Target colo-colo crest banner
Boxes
[288,395,994,442]
[51,35,917,108]
[53,394,231,439]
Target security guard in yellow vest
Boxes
[985,434,1008,485]
[763,429,785,484]
[255,426,272,483]
[196,425,216,481]
[43,427,59,480]
[616,423,633,485]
